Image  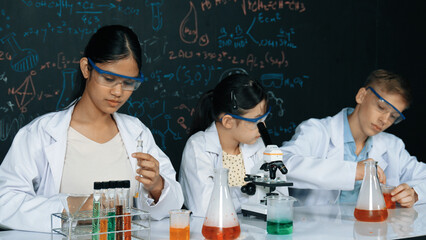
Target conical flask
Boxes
[202,168,241,240]
[354,161,388,222]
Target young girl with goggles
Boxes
[179,69,288,218]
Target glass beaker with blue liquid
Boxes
[266,195,297,235]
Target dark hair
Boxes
[364,69,412,106]
[69,25,142,105]
[189,73,268,136]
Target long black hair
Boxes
[189,70,267,136]
[68,25,142,106]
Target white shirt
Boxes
[60,127,135,195]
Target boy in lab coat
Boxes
[281,69,425,207]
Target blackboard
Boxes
[1,0,425,174]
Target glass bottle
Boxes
[354,161,388,222]
[202,168,241,240]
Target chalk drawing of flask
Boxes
[56,68,78,110]
[0,32,39,72]
[145,0,164,32]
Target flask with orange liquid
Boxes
[354,160,388,222]
[202,168,241,240]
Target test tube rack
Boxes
[51,208,150,240]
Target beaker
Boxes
[169,209,191,240]
[381,184,396,209]
[354,161,388,222]
[202,168,241,240]
[266,195,296,235]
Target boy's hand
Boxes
[355,159,386,184]
[391,183,418,208]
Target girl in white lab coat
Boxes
[0,25,183,232]
[179,69,288,217]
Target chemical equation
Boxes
[20,0,140,17]
[1,32,39,72]
[260,73,308,88]
[200,0,306,15]
[218,15,297,49]
[169,49,288,70]
[145,64,220,88]
[23,21,101,41]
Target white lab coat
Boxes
[281,108,426,206]
[0,105,184,232]
[179,123,288,218]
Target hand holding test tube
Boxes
[132,139,165,203]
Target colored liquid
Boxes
[201,225,241,240]
[92,202,100,240]
[267,220,293,235]
[124,213,131,240]
[170,225,190,240]
[354,208,388,222]
[115,205,123,240]
[100,218,108,240]
[383,193,396,209]
[107,212,116,240]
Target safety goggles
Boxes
[367,87,405,124]
[222,106,272,130]
[88,58,144,91]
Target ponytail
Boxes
[189,90,215,136]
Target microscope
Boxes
[240,123,293,220]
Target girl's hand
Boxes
[132,152,164,202]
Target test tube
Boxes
[92,182,102,240]
[123,180,131,240]
[99,182,108,240]
[107,181,117,240]
[115,181,124,240]
[136,140,143,198]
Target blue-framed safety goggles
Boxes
[87,58,145,83]
[367,87,406,124]
[223,106,271,124]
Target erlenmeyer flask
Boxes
[202,168,241,240]
[354,161,388,222]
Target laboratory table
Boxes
[0,203,425,239]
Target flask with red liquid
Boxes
[202,168,241,240]
[354,161,388,222]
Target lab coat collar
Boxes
[44,105,75,193]
[203,122,262,159]
[328,108,347,149]
[330,108,389,171]
[369,134,389,171]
